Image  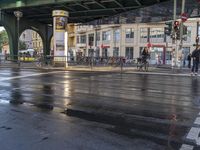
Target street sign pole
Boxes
[178,0,186,68]
[173,0,177,67]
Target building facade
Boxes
[2,42,9,54]
[68,23,76,58]
[20,29,33,49]
[74,18,200,65]
[32,31,43,53]
[19,29,43,53]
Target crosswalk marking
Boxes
[186,127,200,144]
[194,117,200,125]
[180,144,194,150]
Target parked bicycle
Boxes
[137,57,149,71]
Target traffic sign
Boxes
[181,13,188,22]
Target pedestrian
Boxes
[141,47,150,62]
[191,46,200,76]
[187,53,191,68]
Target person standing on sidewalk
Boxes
[191,47,200,76]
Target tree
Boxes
[19,40,27,50]
[0,30,9,52]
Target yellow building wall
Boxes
[67,23,76,48]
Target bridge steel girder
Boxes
[0,12,52,57]
[0,0,81,9]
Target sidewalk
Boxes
[42,65,192,75]
[0,62,193,75]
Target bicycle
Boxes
[137,57,149,71]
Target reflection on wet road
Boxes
[0,68,200,149]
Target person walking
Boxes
[191,47,200,76]
[187,53,191,68]
[141,47,150,62]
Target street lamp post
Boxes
[14,11,23,62]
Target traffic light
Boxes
[173,21,180,33]
[164,21,172,36]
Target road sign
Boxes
[181,13,188,22]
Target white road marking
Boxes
[194,117,200,125]
[0,71,66,81]
[186,127,200,144]
[180,111,200,149]
[180,144,194,150]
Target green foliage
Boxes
[19,40,27,50]
[0,30,9,51]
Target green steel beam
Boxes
[0,0,82,9]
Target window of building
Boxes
[185,26,192,42]
[80,35,86,43]
[182,47,190,60]
[150,28,164,38]
[140,28,148,43]
[77,36,80,44]
[96,32,100,41]
[95,47,100,57]
[114,29,120,42]
[102,48,108,58]
[125,47,134,59]
[88,33,94,46]
[102,31,111,41]
[166,52,172,61]
[113,47,119,57]
[125,28,134,38]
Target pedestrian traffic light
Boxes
[164,21,172,36]
[173,21,180,33]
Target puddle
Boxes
[0,99,9,104]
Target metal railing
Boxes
[0,54,140,70]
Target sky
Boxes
[0,27,5,32]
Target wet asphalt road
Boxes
[0,68,200,150]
